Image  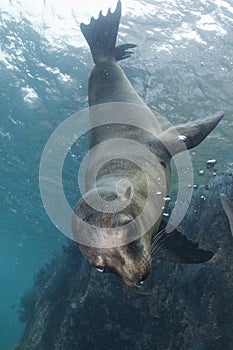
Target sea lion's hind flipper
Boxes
[80,1,122,63]
[115,44,137,61]
[154,224,214,263]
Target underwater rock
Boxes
[14,172,233,350]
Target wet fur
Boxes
[72,1,224,287]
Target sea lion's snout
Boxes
[96,248,151,287]
[123,272,146,288]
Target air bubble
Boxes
[176,135,187,142]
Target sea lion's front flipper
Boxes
[220,193,233,236]
[154,223,214,263]
[158,111,224,156]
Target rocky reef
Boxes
[14,172,233,350]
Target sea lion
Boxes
[220,193,233,236]
[72,0,224,287]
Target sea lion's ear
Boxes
[118,186,131,202]
[158,111,224,157]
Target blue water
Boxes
[1,0,233,349]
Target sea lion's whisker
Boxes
[151,243,165,257]
[150,235,169,257]
[151,244,164,259]
[150,236,164,252]
[152,227,166,240]
[142,254,150,273]
[150,227,166,251]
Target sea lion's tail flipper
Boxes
[80,1,136,63]
[220,193,233,236]
[153,221,214,263]
[158,111,224,157]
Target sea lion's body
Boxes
[72,1,224,287]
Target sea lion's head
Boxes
[79,236,151,287]
[72,188,153,287]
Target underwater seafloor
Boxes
[14,172,233,350]
[1,0,233,349]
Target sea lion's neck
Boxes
[88,60,145,106]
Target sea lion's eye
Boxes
[96,266,105,273]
